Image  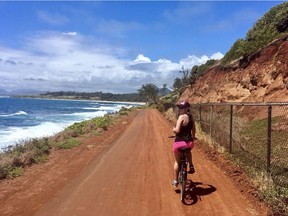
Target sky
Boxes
[0,1,285,94]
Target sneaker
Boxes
[171,179,178,187]
[188,166,195,174]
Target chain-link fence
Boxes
[190,102,288,189]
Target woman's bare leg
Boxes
[187,151,193,166]
[187,151,195,173]
[174,152,181,181]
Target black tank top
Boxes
[175,114,193,142]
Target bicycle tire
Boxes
[179,164,186,201]
[181,178,186,201]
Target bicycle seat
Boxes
[178,147,191,152]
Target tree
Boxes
[189,65,199,87]
[173,77,183,90]
[179,66,190,86]
[138,83,159,104]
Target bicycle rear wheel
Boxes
[179,165,187,201]
[180,179,186,201]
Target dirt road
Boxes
[0,109,267,215]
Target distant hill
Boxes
[28,91,146,102]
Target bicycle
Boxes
[169,136,197,202]
[177,147,190,201]
[169,135,191,201]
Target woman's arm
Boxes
[173,115,183,134]
[192,119,196,138]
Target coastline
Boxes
[9,95,146,106]
[0,98,145,150]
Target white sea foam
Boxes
[64,110,107,119]
[0,110,109,150]
[82,104,134,112]
[15,111,28,115]
[0,111,28,117]
[0,122,66,150]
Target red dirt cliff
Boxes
[179,35,288,103]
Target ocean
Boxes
[0,97,140,150]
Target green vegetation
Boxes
[0,138,51,179]
[240,116,288,187]
[0,107,136,180]
[191,59,218,78]
[156,91,178,113]
[54,138,81,150]
[118,106,132,115]
[29,91,145,102]
[60,114,114,138]
[222,2,288,65]
[7,166,24,179]
[138,83,159,105]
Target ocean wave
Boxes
[83,106,118,111]
[0,122,67,150]
[83,104,132,111]
[64,110,108,119]
[0,111,28,117]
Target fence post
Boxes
[229,105,233,153]
[210,105,213,143]
[267,105,272,174]
[199,105,202,122]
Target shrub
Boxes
[67,121,88,135]
[91,115,113,130]
[7,166,23,179]
[54,138,81,150]
[118,107,131,116]
[34,155,49,164]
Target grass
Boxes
[195,107,288,215]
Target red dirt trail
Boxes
[0,109,269,216]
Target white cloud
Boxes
[0,32,223,93]
[62,32,78,36]
[179,55,209,69]
[210,52,224,60]
[133,54,151,63]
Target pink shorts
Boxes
[173,141,194,153]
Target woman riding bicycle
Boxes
[172,100,196,187]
